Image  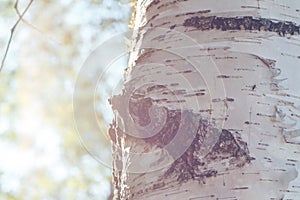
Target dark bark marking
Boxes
[184,92,205,97]
[199,109,213,113]
[112,84,199,150]
[169,83,180,87]
[156,0,188,10]
[170,24,176,29]
[183,16,300,37]
[165,127,253,183]
[147,13,160,24]
[217,75,243,79]
[146,0,160,12]
[241,5,266,10]
[226,97,234,102]
[232,186,249,190]
[175,10,211,17]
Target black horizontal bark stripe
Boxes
[183,16,300,36]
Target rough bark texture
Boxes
[110,0,300,199]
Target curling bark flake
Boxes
[110,0,300,199]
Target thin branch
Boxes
[14,0,39,32]
[0,0,34,72]
[14,1,62,46]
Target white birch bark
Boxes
[110,0,300,199]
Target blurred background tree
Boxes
[0,0,132,199]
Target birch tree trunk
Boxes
[110,0,300,199]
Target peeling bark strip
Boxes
[111,0,300,199]
[183,16,300,36]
